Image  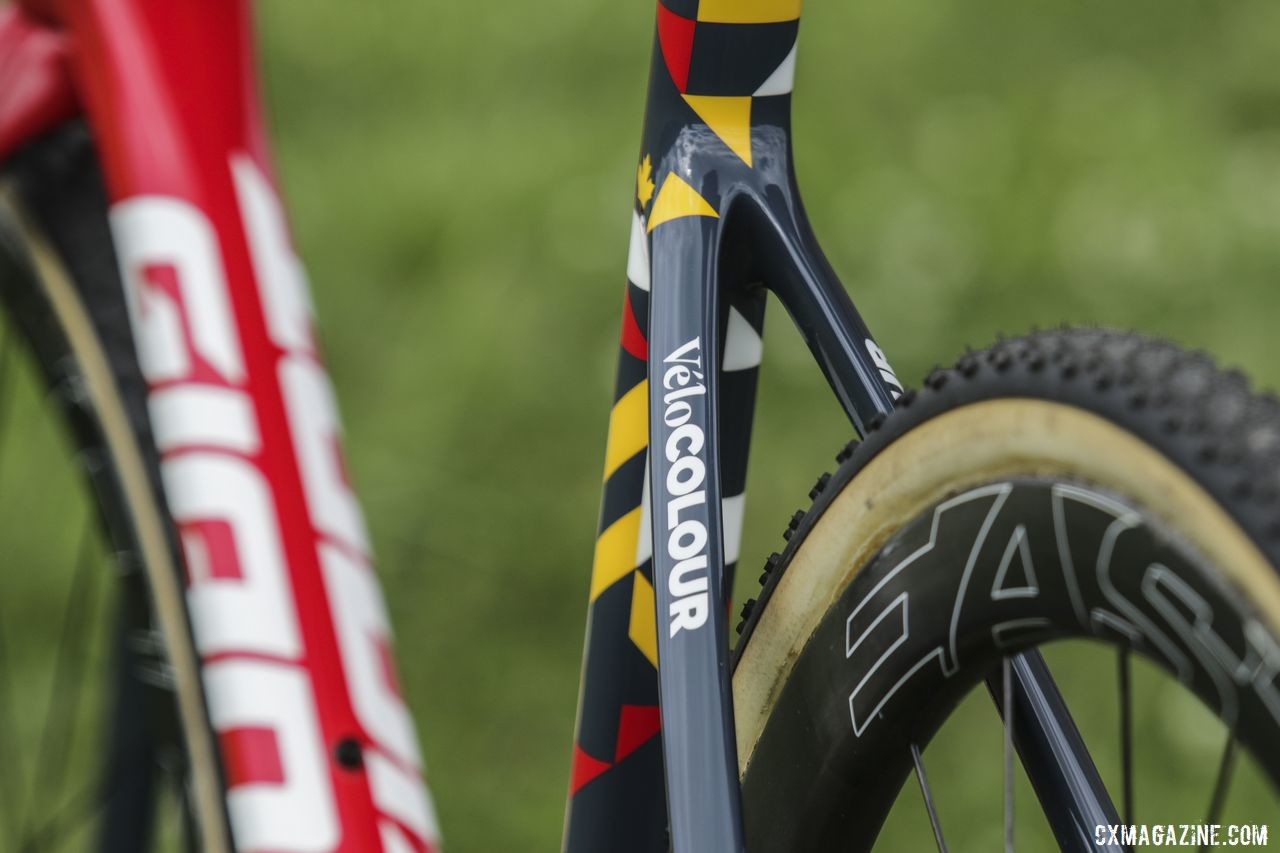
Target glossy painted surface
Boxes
[0,6,76,165]
[1,2,437,850]
[567,1,901,850]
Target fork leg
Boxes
[985,650,1129,853]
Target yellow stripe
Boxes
[628,571,659,669]
[603,380,648,481]
[696,0,802,23]
[682,95,753,167]
[590,507,643,601]
[647,174,719,232]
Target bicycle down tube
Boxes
[0,2,439,850]
[567,1,1123,851]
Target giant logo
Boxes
[110,156,438,852]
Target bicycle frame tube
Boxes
[0,2,440,850]
[567,1,900,850]
[568,2,1135,851]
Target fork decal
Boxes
[661,337,712,637]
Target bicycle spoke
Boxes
[1201,734,1236,849]
[0,329,24,843]
[0,628,22,848]
[1003,656,1014,853]
[911,742,949,853]
[18,781,101,853]
[22,527,100,845]
[1118,648,1134,825]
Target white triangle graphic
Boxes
[723,307,763,371]
[754,40,798,97]
[722,493,746,565]
[626,210,650,291]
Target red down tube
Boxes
[54,1,440,850]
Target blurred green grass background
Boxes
[6,0,1280,849]
[255,0,1280,848]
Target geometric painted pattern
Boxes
[695,0,803,24]
[681,95,753,166]
[647,173,719,232]
[566,1,787,847]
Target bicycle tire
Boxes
[0,122,228,851]
[733,327,1280,850]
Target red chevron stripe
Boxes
[614,704,661,762]
[657,3,695,93]
[570,744,612,794]
[620,290,649,360]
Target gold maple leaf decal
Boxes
[636,155,655,207]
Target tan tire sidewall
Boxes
[733,398,1280,775]
[1,189,230,852]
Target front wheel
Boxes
[0,125,228,851]
[733,328,1280,850]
